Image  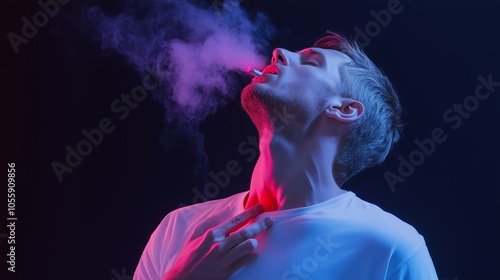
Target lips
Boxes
[261,64,279,75]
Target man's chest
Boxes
[228,219,391,280]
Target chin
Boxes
[242,81,267,96]
[241,83,273,130]
[242,83,265,106]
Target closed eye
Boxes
[296,49,323,67]
[305,61,318,66]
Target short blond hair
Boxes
[314,32,403,186]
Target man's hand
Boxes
[162,204,273,280]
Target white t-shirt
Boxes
[134,191,438,280]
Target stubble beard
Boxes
[241,83,312,143]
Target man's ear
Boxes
[325,98,364,123]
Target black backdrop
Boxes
[3,0,500,279]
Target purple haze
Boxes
[84,0,274,123]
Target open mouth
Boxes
[262,64,279,75]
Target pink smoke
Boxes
[85,0,274,123]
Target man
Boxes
[134,32,439,280]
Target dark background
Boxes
[3,0,500,279]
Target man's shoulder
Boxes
[177,191,247,214]
[347,194,426,252]
[157,191,248,230]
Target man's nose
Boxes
[272,48,289,66]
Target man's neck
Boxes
[245,129,347,212]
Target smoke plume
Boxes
[73,0,274,178]
[83,0,274,123]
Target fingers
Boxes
[189,205,232,241]
[220,217,274,254]
[221,217,273,265]
[217,204,265,237]
[224,239,259,264]
[193,204,271,262]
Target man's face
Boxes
[241,47,352,130]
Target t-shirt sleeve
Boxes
[133,222,165,280]
[386,243,439,280]
[132,195,240,280]
[133,210,186,280]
